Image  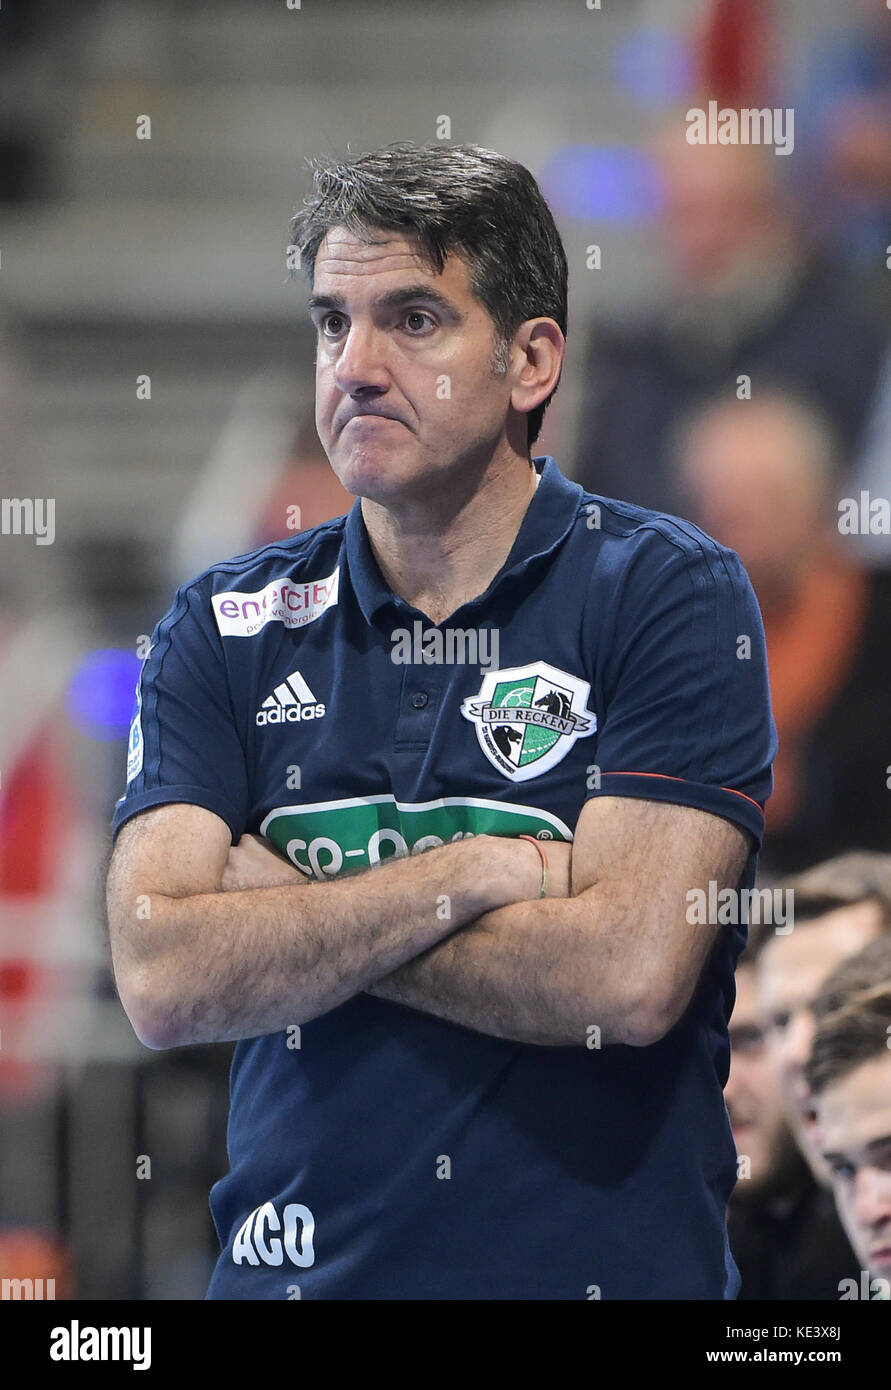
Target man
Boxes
[675,391,891,874]
[106,142,775,1299]
[756,853,891,1183]
[573,132,887,518]
[727,924,800,1201]
[726,920,858,1298]
[807,935,891,1296]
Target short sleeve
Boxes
[111,580,250,843]
[587,530,776,847]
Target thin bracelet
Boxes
[518,834,550,898]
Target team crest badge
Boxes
[461,661,596,782]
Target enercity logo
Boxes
[256,670,325,726]
[685,101,794,156]
[1,497,55,545]
[685,882,794,931]
[390,620,499,674]
[212,566,340,637]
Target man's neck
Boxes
[360,452,541,625]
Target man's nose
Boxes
[783,1009,816,1073]
[333,322,389,396]
[852,1167,891,1231]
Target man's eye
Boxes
[403,311,434,332]
[321,314,346,336]
[830,1159,855,1182]
[769,1013,790,1033]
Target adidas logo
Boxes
[255,670,326,726]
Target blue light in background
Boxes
[66,648,142,741]
[539,145,663,223]
[611,27,693,107]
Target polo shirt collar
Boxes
[345,455,580,626]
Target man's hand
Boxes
[367,800,750,1047]
[107,806,546,1050]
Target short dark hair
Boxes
[288,141,568,447]
[805,936,891,1096]
[780,852,891,932]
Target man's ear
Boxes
[510,318,565,419]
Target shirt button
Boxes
[410,692,429,709]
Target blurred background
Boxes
[1,0,889,1299]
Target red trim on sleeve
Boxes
[601,771,763,813]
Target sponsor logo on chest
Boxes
[212,566,339,637]
[461,661,596,782]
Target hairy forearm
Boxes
[367,893,639,1048]
[113,836,528,1049]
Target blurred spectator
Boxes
[253,417,354,546]
[756,853,891,1186]
[675,391,891,874]
[171,383,353,586]
[789,0,891,289]
[849,342,891,568]
[726,918,858,1299]
[573,134,887,517]
[727,921,799,1202]
[807,935,891,1294]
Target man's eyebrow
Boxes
[823,1135,891,1164]
[306,284,465,319]
[729,1023,763,1040]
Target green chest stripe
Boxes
[260,795,571,880]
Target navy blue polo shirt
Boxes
[112,455,776,1300]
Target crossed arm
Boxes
[367,797,748,1045]
[106,794,749,1050]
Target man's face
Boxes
[309,227,517,505]
[818,1050,891,1281]
[757,902,885,1183]
[678,402,827,605]
[726,965,799,1199]
[728,961,795,1200]
[655,139,783,288]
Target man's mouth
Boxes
[342,409,405,431]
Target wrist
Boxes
[518,834,549,898]
[470,834,542,912]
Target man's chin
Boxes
[330,445,418,499]
[731,1127,810,1205]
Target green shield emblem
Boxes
[461,661,596,783]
